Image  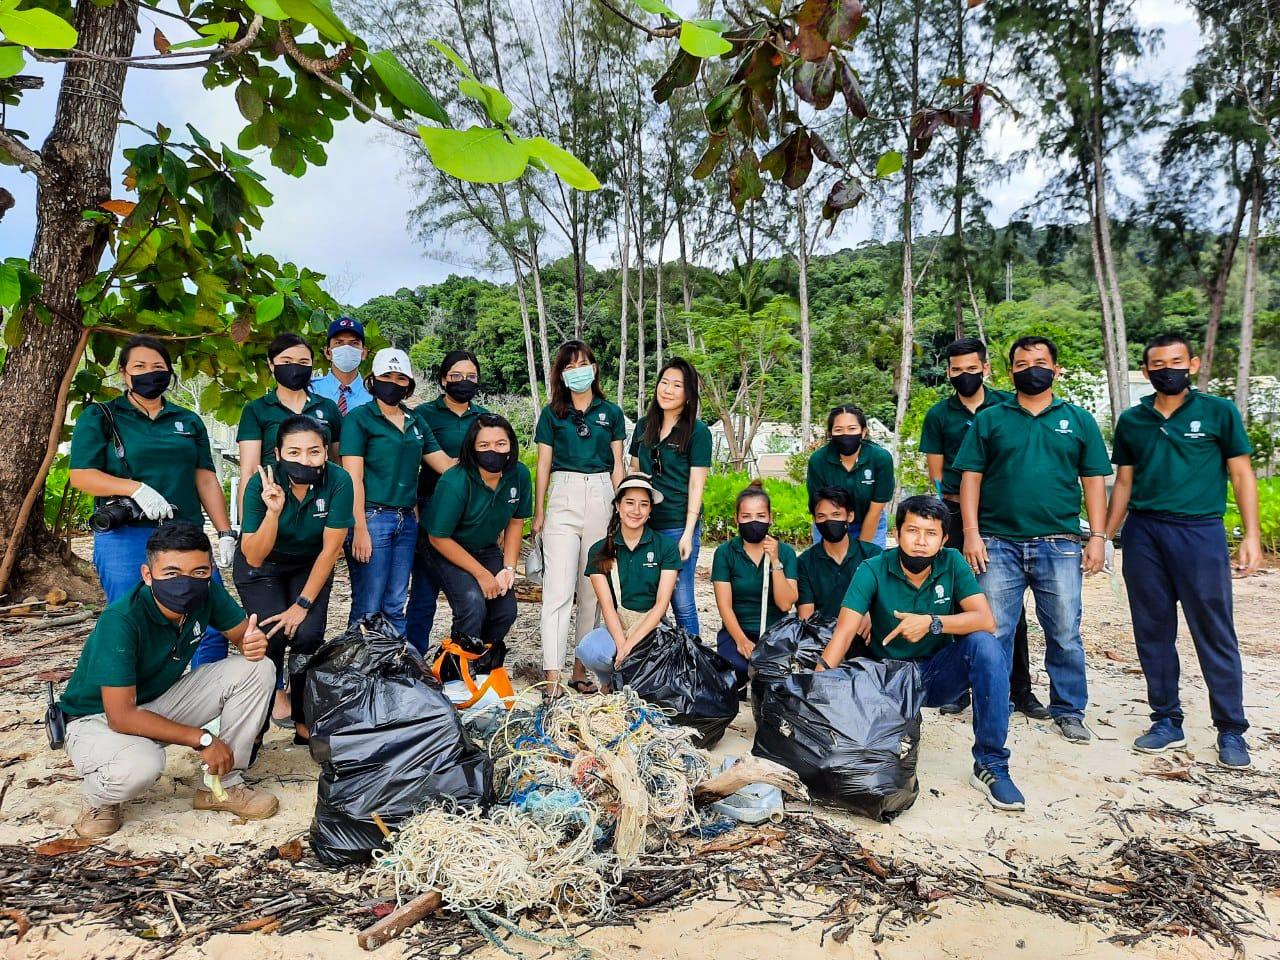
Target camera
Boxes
[89,496,147,532]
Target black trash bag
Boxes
[750,614,837,685]
[296,614,494,866]
[611,623,739,748]
[752,658,924,822]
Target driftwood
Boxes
[694,755,809,802]
[357,891,443,951]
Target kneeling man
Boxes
[819,495,1023,811]
[59,522,280,838]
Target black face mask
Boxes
[273,362,313,391]
[1148,367,1191,396]
[1012,366,1055,396]
[444,379,480,403]
[129,370,172,400]
[899,551,937,575]
[816,519,849,543]
[149,574,211,615]
[474,449,510,474]
[278,459,325,486]
[831,434,863,457]
[739,520,770,544]
[950,372,984,398]
[370,378,412,406]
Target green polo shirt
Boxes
[339,401,441,509]
[241,462,355,562]
[628,419,713,529]
[711,537,799,636]
[841,547,982,660]
[1112,391,1252,519]
[60,579,245,718]
[414,396,488,499]
[585,526,683,610]
[534,397,626,474]
[919,387,1013,495]
[805,440,895,524]
[796,539,883,620]
[952,395,1113,540]
[425,462,533,550]
[69,395,216,526]
[236,389,342,466]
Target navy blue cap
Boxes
[327,316,365,342]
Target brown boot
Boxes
[192,783,279,820]
[75,803,122,839]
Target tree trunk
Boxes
[1199,178,1250,389]
[617,189,631,409]
[676,201,694,349]
[1084,174,1126,424]
[572,230,586,339]
[1236,170,1263,420]
[795,191,812,452]
[655,177,669,371]
[0,0,138,594]
[891,2,921,472]
[951,0,967,340]
[634,196,647,419]
[518,186,552,385]
[510,256,542,421]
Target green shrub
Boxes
[701,471,812,545]
[1225,476,1280,554]
[43,456,93,535]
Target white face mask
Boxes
[330,344,363,374]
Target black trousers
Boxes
[232,550,333,724]
[423,542,516,674]
[944,501,1032,701]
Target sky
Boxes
[1,0,1202,305]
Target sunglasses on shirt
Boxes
[570,410,591,439]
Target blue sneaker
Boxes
[1133,719,1186,754]
[970,764,1026,812]
[1217,733,1251,769]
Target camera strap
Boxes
[95,400,134,478]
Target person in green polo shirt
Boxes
[818,496,1022,811]
[423,413,532,673]
[796,486,881,623]
[234,415,354,744]
[954,334,1112,745]
[405,350,489,655]
[236,332,341,516]
[1103,333,1261,769]
[533,340,626,696]
[628,357,712,636]
[59,523,280,839]
[805,405,894,546]
[712,480,799,692]
[340,348,456,637]
[575,475,683,690]
[69,334,235,670]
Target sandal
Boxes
[568,678,599,695]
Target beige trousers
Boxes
[540,471,614,671]
[65,655,275,807]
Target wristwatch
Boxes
[929,615,944,636]
[295,595,313,611]
[196,729,214,749]
[503,565,516,574]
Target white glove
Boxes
[1103,539,1116,575]
[130,483,173,521]
[216,532,237,568]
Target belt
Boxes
[367,504,413,515]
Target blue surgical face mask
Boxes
[330,344,363,374]
[562,366,596,393]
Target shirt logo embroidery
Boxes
[175,422,186,433]
[1055,419,1072,435]
[1186,419,1205,438]
[191,620,202,635]
[316,498,326,511]
[861,468,873,484]
[933,583,950,606]
[316,411,326,419]
[647,551,655,562]
[598,412,608,422]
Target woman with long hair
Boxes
[628,357,711,634]
[805,404,894,547]
[533,340,626,696]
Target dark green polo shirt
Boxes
[60,579,245,718]
[919,387,1013,495]
[628,419,713,529]
[585,526,682,610]
[534,397,626,474]
[241,462,355,562]
[1112,392,1252,519]
[414,396,488,499]
[339,401,441,509]
[797,539,883,620]
[70,395,216,526]
[425,462,533,551]
[841,547,982,660]
[236,389,342,466]
[805,440,895,524]
[711,536,799,636]
[952,396,1113,540]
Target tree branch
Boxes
[0,129,43,177]
[29,14,264,71]
[591,0,680,39]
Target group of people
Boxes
[55,316,1260,838]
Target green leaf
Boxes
[235,82,264,122]
[678,21,731,58]
[417,125,528,184]
[0,261,21,309]
[522,136,600,190]
[0,44,25,79]
[275,0,350,43]
[368,49,448,124]
[427,39,475,80]
[0,5,77,49]
[208,174,246,232]
[256,292,284,323]
[244,0,288,19]
[631,0,676,16]
[875,150,903,178]
[457,78,512,124]
[198,21,240,38]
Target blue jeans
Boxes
[813,510,888,549]
[918,631,1012,771]
[346,508,417,636]
[577,626,618,687]
[93,525,228,667]
[715,626,757,687]
[655,523,701,635]
[404,496,439,654]
[978,536,1088,721]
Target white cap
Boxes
[371,348,413,377]
[614,473,664,505]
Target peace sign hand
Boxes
[258,465,285,515]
